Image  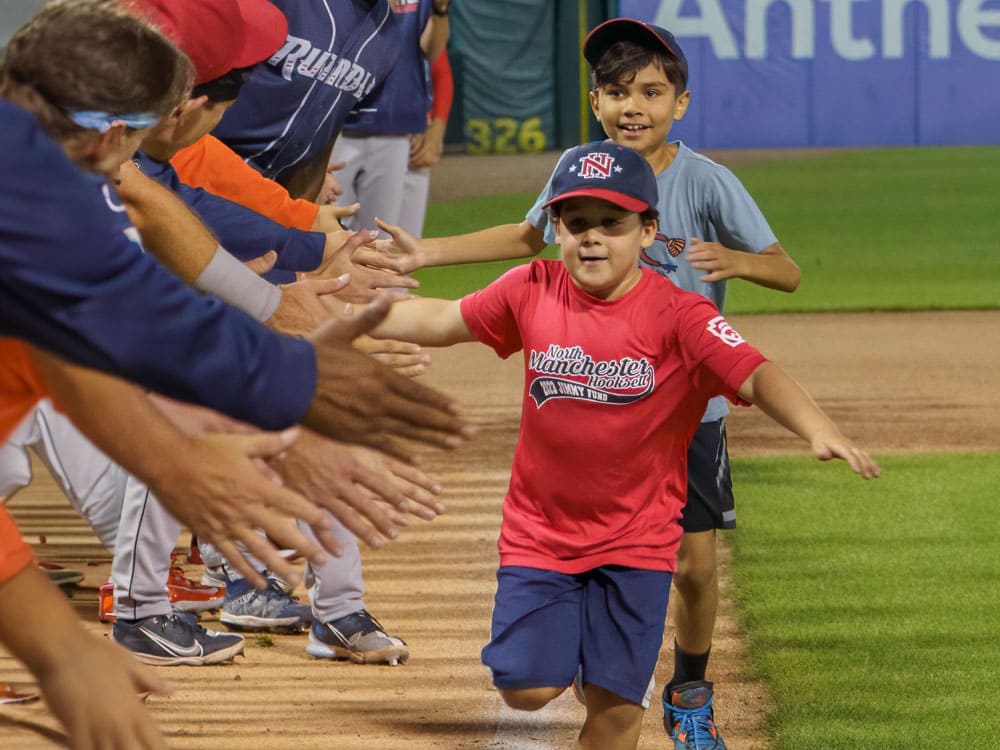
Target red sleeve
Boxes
[0,504,33,585]
[171,136,320,231]
[674,298,768,405]
[429,49,453,123]
[459,264,532,359]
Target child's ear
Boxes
[588,89,601,122]
[674,89,691,121]
[640,218,658,248]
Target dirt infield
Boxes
[1,148,996,748]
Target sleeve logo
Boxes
[706,315,745,347]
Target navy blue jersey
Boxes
[344,0,432,136]
[133,151,324,283]
[0,100,316,430]
[214,0,404,180]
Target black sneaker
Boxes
[113,613,245,666]
[306,609,408,665]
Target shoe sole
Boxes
[306,638,409,666]
[171,596,224,612]
[220,612,305,633]
[126,639,245,667]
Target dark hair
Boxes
[191,66,254,104]
[591,40,688,94]
[548,202,660,227]
[0,0,192,139]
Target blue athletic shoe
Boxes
[663,680,727,750]
[306,609,408,665]
[220,576,312,632]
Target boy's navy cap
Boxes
[544,141,657,213]
[584,18,688,79]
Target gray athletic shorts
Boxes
[680,418,735,532]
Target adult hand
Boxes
[266,275,351,336]
[409,119,446,168]
[685,237,747,283]
[318,160,346,204]
[308,229,418,302]
[354,334,431,377]
[303,292,472,462]
[146,429,337,587]
[270,429,446,550]
[38,631,170,750]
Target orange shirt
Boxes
[0,339,44,582]
[171,135,319,231]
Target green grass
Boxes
[417,146,1000,311]
[729,453,1000,749]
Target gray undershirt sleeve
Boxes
[193,244,283,323]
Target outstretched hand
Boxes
[267,275,351,336]
[270,429,446,550]
[303,292,472,463]
[354,333,430,377]
[810,433,881,479]
[372,218,425,274]
[147,428,338,587]
[309,229,418,301]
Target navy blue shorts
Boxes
[681,418,736,532]
[481,565,672,707]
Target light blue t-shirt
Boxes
[527,140,778,422]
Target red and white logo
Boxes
[706,315,745,347]
[578,152,615,179]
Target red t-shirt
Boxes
[460,261,767,574]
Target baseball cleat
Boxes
[113,613,245,667]
[307,609,409,665]
[220,576,311,632]
[167,555,225,612]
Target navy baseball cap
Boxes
[584,17,688,80]
[544,141,658,213]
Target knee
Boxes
[673,551,718,593]
[499,686,564,711]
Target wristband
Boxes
[194,245,282,322]
[432,3,449,15]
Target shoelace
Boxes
[669,699,719,749]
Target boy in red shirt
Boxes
[370,140,878,748]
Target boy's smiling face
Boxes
[554,196,656,301]
[590,62,690,166]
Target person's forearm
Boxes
[739,362,842,444]
[0,563,92,680]
[370,298,470,347]
[741,243,801,292]
[420,221,546,267]
[421,13,449,63]
[117,161,217,283]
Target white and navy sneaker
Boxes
[112,613,245,666]
[307,609,408,665]
[221,577,312,632]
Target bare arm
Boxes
[368,296,473,347]
[420,5,449,63]
[375,218,546,273]
[0,564,169,749]
[29,348,338,586]
[738,362,879,478]
[686,240,801,292]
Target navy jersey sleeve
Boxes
[0,102,315,430]
[134,152,325,272]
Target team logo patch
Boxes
[640,248,678,274]
[569,152,622,180]
[527,344,654,408]
[666,237,686,257]
[706,315,745,348]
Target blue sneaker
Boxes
[113,613,245,666]
[663,680,726,750]
[306,609,408,665]
[220,576,312,632]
